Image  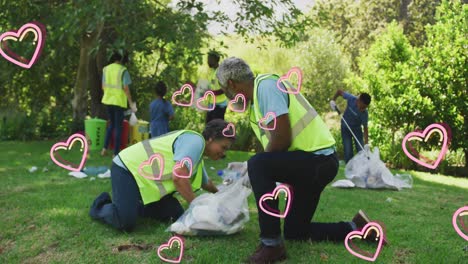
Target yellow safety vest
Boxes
[101,63,128,108]
[118,130,204,205]
[207,68,227,105]
[250,74,336,152]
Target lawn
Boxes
[0,140,467,263]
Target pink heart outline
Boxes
[0,22,46,69]
[258,112,277,131]
[401,123,449,169]
[276,67,302,94]
[171,84,194,107]
[50,133,88,172]
[172,157,192,179]
[222,123,236,137]
[228,94,246,113]
[452,206,468,241]
[344,222,384,262]
[196,90,215,111]
[258,184,292,218]
[157,236,184,264]
[138,153,165,180]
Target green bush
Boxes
[0,110,35,141]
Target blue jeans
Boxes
[248,151,353,242]
[90,163,184,231]
[104,105,125,155]
[341,124,364,163]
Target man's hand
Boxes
[330,100,337,111]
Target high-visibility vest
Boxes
[207,68,227,106]
[250,74,336,152]
[101,63,128,108]
[118,130,204,205]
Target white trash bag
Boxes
[341,145,413,190]
[168,174,252,236]
[129,112,138,126]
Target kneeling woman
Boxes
[90,119,235,231]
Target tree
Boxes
[354,22,434,166]
[404,0,442,46]
[411,0,468,170]
[310,0,401,67]
[293,28,350,113]
[0,0,307,138]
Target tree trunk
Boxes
[399,0,411,22]
[89,45,107,119]
[71,34,92,132]
[71,23,105,131]
[464,113,468,173]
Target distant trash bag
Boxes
[129,113,138,126]
[341,145,413,190]
[168,174,252,236]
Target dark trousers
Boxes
[248,151,352,242]
[341,124,364,163]
[104,105,125,155]
[206,105,227,123]
[90,163,184,231]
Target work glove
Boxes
[329,100,337,111]
[130,102,138,113]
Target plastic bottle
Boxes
[217,169,241,185]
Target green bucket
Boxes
[84,118,107,151]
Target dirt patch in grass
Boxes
[392,248,415,264]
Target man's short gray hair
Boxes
[216,57,255,88]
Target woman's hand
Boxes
[202,179,218,193]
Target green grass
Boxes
[0,140,467,263]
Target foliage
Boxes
[405,0,442,46]
[410,0,468,167]
[293,28,351,113]
[0,0,307,140]
[310,0,401,66]
[355,1,467,171]
[358,22,434,134]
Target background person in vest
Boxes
[205,50,228,123]
[330,90,371,163]
[217,57,377,263]
[101,50,137,157]
[89,119,234,231]
[150,81,174,138]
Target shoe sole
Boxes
[352,209,371,229]
[355,210,389,246]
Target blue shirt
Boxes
[102,70,132,86]
[342,92,368,128]
[149,98,174,138]
[172,133,209,185]
[256,77,334,155]
[113,132,209,185]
